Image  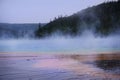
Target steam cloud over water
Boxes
[0,32,119,53]
[0,1,120,53]
[0,1,120,80]
[0,23,119,53]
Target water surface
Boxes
[0,53,120,80]
[0,36,120,53]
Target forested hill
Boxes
[0,23,39,39]
[35,1,120,38]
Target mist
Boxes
[0,23,119,53]
[0,1,120,53]
[0,31,119,53]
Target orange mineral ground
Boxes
[0,52,120,80]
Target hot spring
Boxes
[0,35,119,53]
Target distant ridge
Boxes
[0,23,39,39]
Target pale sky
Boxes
[0,0,116,23]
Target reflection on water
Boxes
[0,53,120,80]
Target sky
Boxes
[0,0,116,23]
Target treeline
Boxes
[0,23,39,39]
[35,15,80,37]
[35,1,120,38]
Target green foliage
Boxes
[35,1,120,38]
[35,15,80,37]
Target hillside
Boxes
[35,1,120,38]
[0,23,39,39]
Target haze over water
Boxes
[0,1,120,80]
[0,34,119,53]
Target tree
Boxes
[38,23,41,28]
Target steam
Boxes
[0,32,119,53]
[0,23,119,53]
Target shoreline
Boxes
[0,51,119,61]
[0,50,119,55]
